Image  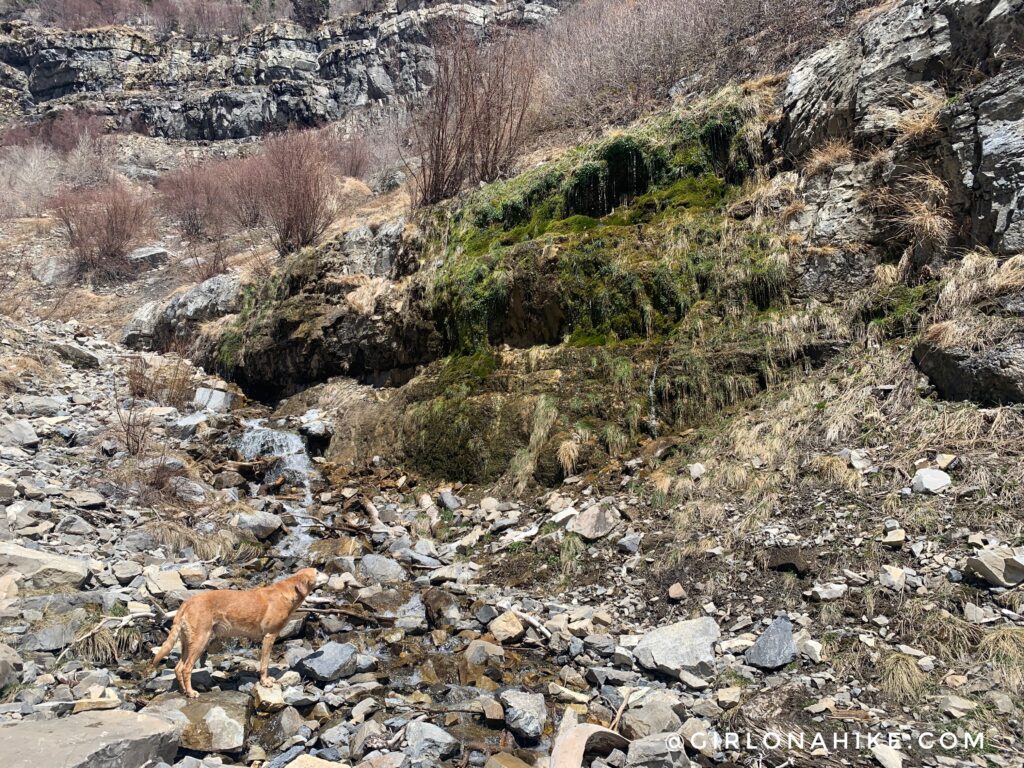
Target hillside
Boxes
[1,1,1023,767]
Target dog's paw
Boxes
[259,677,274,688]
[185,691,200,700]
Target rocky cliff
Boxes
[0,0,559,138]
[133,0,1024,486]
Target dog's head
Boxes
[295,567,327,597]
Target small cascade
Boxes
[647,360,660,438]
[237,418,319,556]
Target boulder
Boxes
[625,732,691,768]
[235,511,283,540]
[567,503,621,540]
[966,546,1024,588]
[143,691,249,752]
[295,641,359,682]
[0,542,89,588]
[633,617,720,678]
[0,420,39,451]
[499,689,547,741]
[914,339,1024,406]
[358,554,408,585]
[0,709,179,768]
[404,720,460,760]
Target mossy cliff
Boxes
[226,84,847,486]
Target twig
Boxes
[513,609,551,638]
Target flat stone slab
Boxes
[0,709,178,768]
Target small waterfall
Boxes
[237,419,319,556]
[647,360,660,438]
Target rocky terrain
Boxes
[0,0,559,139]
[2,0,1024,767]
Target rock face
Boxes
[633,618,720,679]
[1,4,559,139]
[913,338,1024,405]
[123,272,243,350]
[0,709,179,768]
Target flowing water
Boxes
[237,418,320,556]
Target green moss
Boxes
[859,281,939,338]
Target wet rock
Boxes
[423,588,460,627]
[144,691,249,753]
[745,615,797,670]
[0,709,179,768]
[499,689,547,741]
[296,641,359,682]
[0,542,89,588]
[634,618,720,678]
[485,754,532,768]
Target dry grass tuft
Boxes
[895,86,945,144]
[879,652,927,702]
[919,610,982,662]
[144,519,263,563]
[979,626,1024,693]
[804,139,853,177]
[557,438,580,477]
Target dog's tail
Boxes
[151,608,185,669]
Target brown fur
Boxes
[152,567,320,698]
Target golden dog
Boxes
[152,567,325,698]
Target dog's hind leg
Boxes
[180,624,211,699]
[258,633,277,687]
[174,622,193,697]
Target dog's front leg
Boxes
[259,633,277,687]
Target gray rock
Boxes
[405,720,460,760]
[358,554,408,585]
[745,615,797,670]
[0,643,23,689]
[0,542,89,588]
[914,338,1024,406]
[295,641,358,682]
[634,618,720,678]
[625,732,691,768]
[0,420,39,451]
[193,387,235,413]
[143,691,249,753]
[966,546,1024,587]
[235,511,283,540]
[49,341,101,369]
[499,690,547,741]
[567,503,621,540]
[620,701,682,741]
[0,709,179,768]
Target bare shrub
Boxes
[159,163,225,241]
[405,26,538,206]
[291,0,327,29]
[222,156,267,230]
[0,144,59,217]
[34,0,278,34]
[259,130,339,255]
[540,0,866,127]
[114,396,152,457]
[53,182,153,279]
[326,132,372,179]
